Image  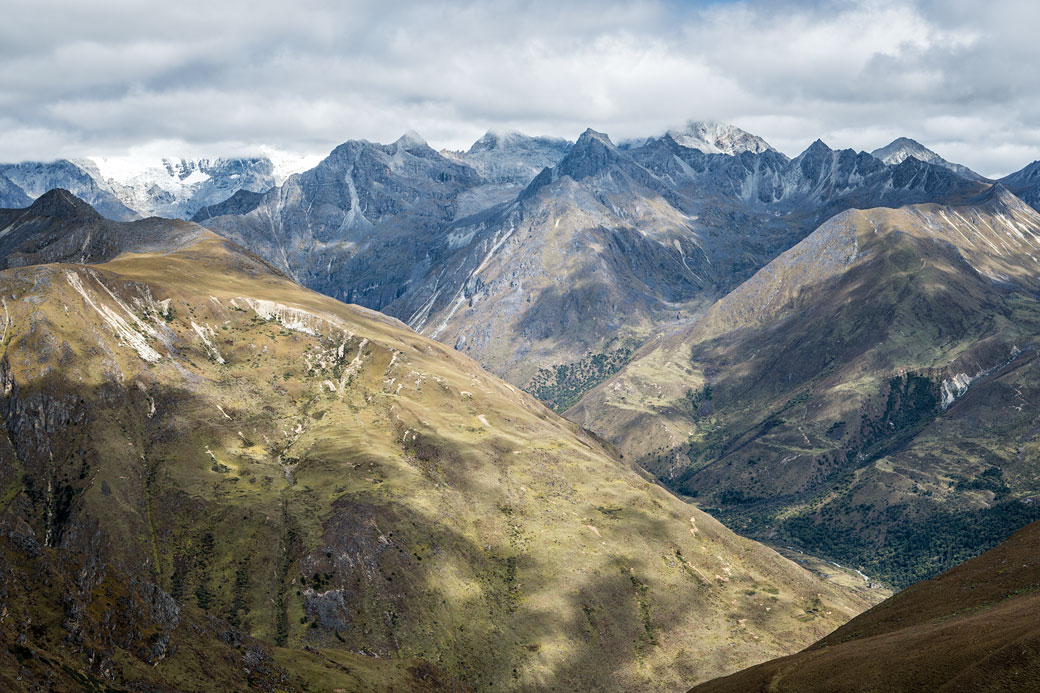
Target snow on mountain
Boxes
[90,157,279,219]
[0,160,139,220]
[870,137,988,181]
[664,120,777,155]
[0,151,307,221]
[258,147,325,185]
[443,131,572,185]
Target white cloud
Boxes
[2,0,1038,177]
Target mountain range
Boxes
[193,126,992,395]
[0,156,289,222]
[5,120,1040,689]
[5,128,1028,397]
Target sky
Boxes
[2,0,1039,178]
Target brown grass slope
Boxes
[568,185,1040,587]
[0,194,871,690]
[689,519,1040,692]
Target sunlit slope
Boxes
[0,217,868,689]
[569,185,1040,587]
[689,520,1040,692]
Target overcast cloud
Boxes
[2,0,1039,177]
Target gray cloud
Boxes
[2,0,1038,177]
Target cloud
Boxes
[1,0,1038,177]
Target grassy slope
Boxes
[568,189,1040,587]
[0,231,870,690]
[689,519,1040,692]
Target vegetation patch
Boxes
[524,347,633,412]
[779,499,1040,589]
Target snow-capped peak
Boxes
[871,137,941,166]
[395,130,429,151]
[666,120,776,155]
[85,155,282,219]
[870,137,987,181]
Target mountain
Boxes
[0,159,139,220]
[442,130,572,185]
[568,184,1040,588]
[777,139,984,216]
[0,156,286,222]
[198,128,987,404]
[1000,159,1040,212]
[0,188,212,268]
[0,190,873,690]
[385,127,818,388]
[871,137,988,182]
[393,135,985,386]
[388,127,730,386]
[98,156,278,219]
[621,121,777,156]
[690,519,1040,692]
[0,170,31,208]
[662,120,777,155]
[201,131,484,306]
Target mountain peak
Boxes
[973,182,1033,214]
[871,137,987,181]
[575,128,615,147]
[795,139,834,162]
[465,130,561,154]
[26,188,101,220]
[561,128,621,168]
[666,120,776,155]
[393,130,430,153]
[889,136,921,147]
[1001,160,1040,185]
[467,130,506,153]
[871,137,933,163]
